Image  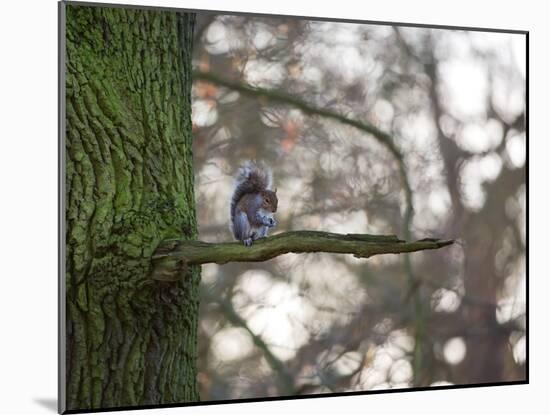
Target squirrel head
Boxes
[260,189,278,212]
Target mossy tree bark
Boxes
[65,5,198,410]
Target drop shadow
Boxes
[34,398,57,413]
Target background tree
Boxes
[191,15,526,398]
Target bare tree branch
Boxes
[202,289,296,395]
[151,231,453,281]
[193,70,414,237]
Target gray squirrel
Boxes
[230,162,278,246]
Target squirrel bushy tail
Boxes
[230,161,273,225]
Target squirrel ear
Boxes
[274,187,277,193]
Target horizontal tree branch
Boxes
[151,231,453,281]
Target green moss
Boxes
[76,283,88,311]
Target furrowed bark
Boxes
[152,232,454,281]
[65,5,198,410]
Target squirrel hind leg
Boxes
[233,211,250,241]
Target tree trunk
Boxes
[64,4,198,410]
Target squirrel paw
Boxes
[243,238,253,247]
[264,217,277,227]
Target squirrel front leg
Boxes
[255,211,277,228]
[254,225,269,240]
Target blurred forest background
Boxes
[189,13,526,400]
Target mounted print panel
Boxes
[59,1,527,413]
